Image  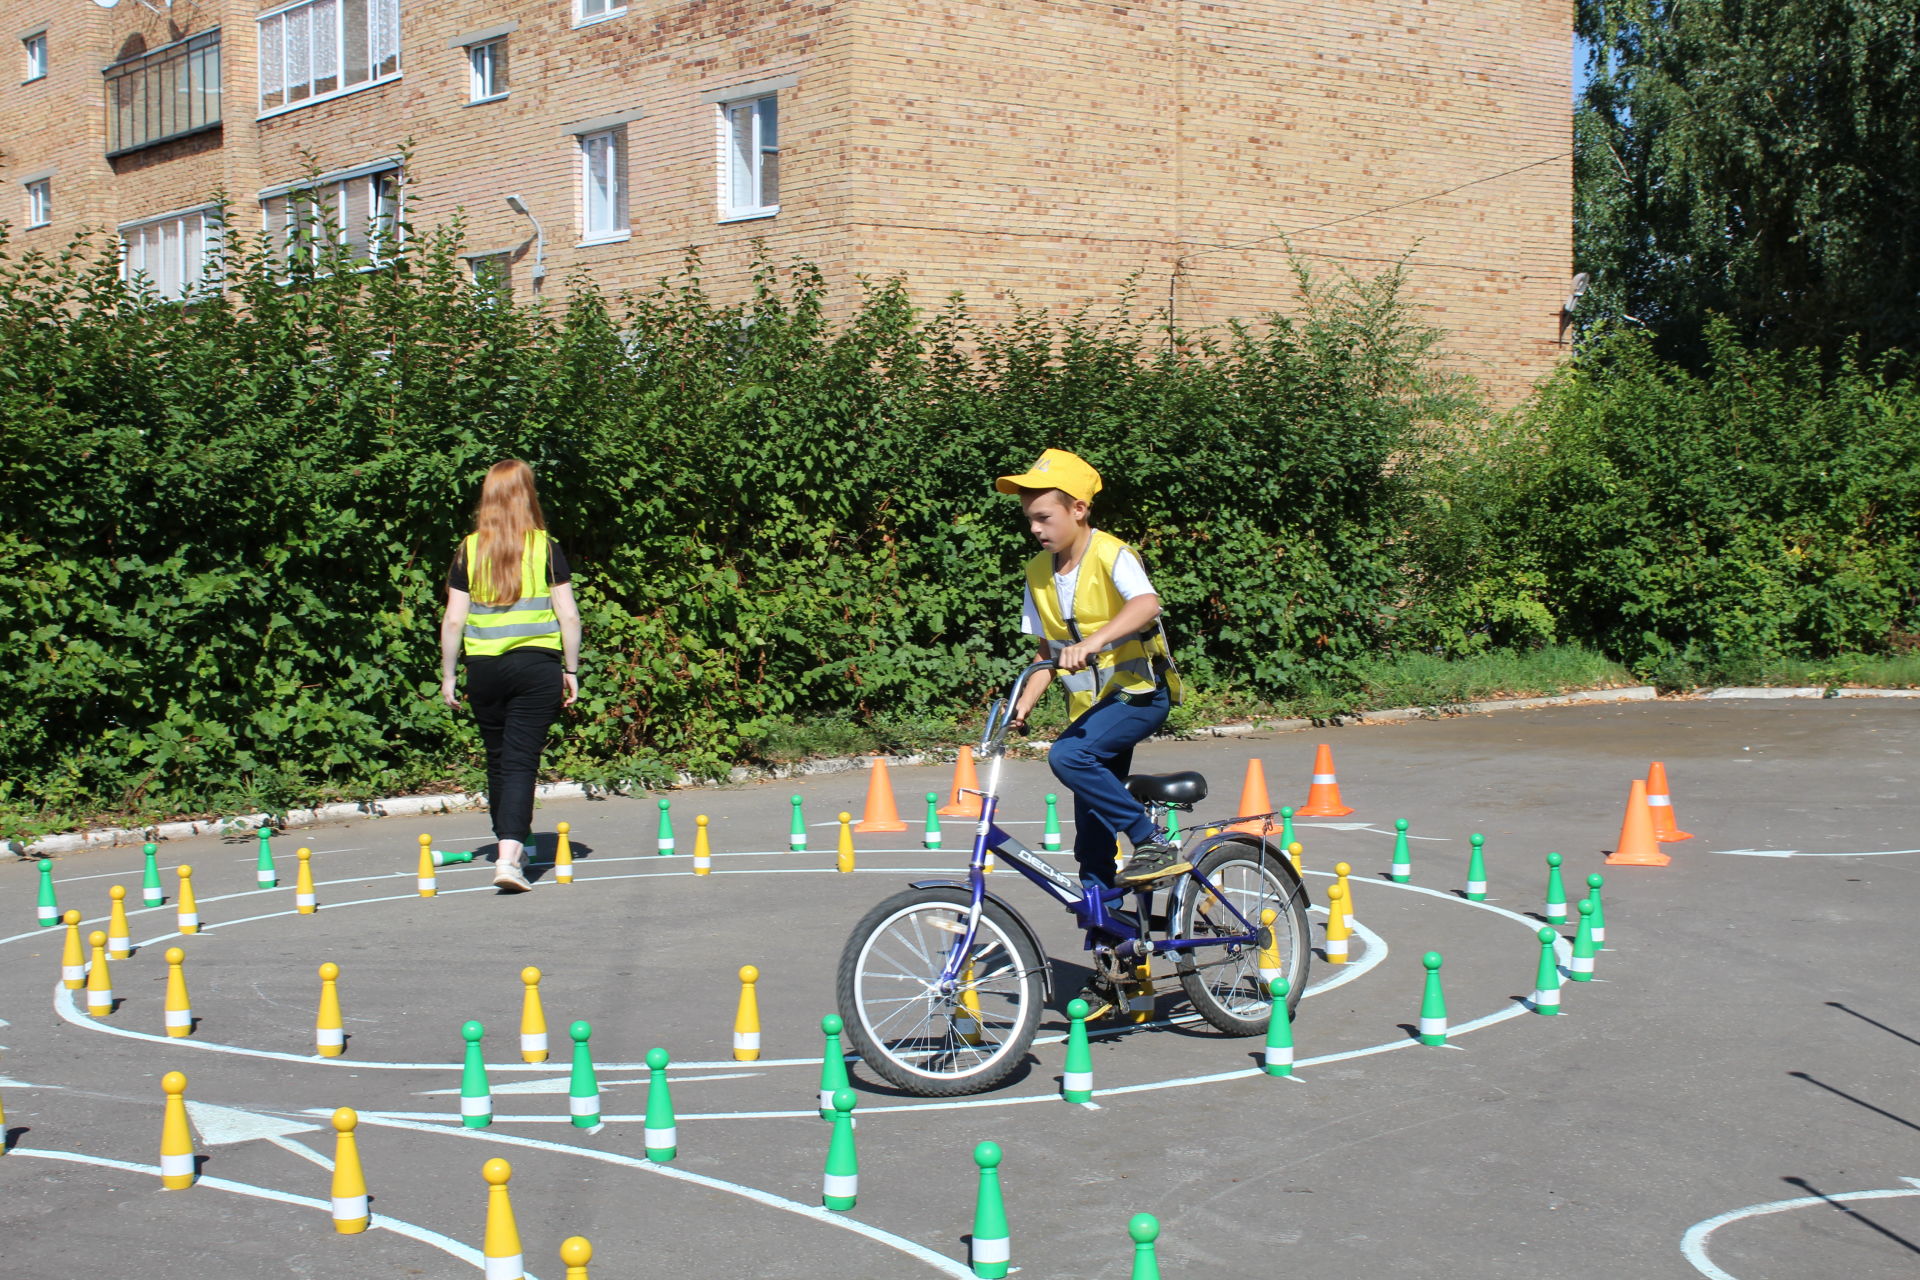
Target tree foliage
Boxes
[1575,0,1920,360]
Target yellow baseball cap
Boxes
[994,449,1103,503]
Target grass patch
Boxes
[1714,651,1920,690]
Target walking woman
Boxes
[439,460,582,891]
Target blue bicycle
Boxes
[837,661,1312,1096]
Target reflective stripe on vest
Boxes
[1025,529,1184,722]
[461,530,561,657]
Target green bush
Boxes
[1402,322,1920,680]
[0,210,1439,835]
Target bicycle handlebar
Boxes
[977,660,1058,756]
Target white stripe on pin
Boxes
[1063,1071,1093,1090]
[332,1195,368,1219]
[1264,1046,1293,1066]
[569,1095,599,1116]
[973,1238,1011,1264]
[1419,1016,1447,1036]
[166,1010,192,1028]
[316,1029,344,1046]
[522,1033,547,1054]
[734,1032,760,1050]
[823,1173,859,1197]
[178,913,198,928]
[63,964,85,983]
[1466,881,1486,894]
[1647,794,1672,806]
[160,1153,195,1176]
[483,1254,523,1280]
[645,1126,677,1148]
[1312,773,1338,783]
[1570,955,1593,974]
[460,1096,491,1117]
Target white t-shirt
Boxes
[1020,535,1157,640]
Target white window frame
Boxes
[23,30,47,82]
[573,0,625,30]
[467,37,505,102]
[256,0,401,119]
[120,206,224,300]
[24,178,50,228]
[718,94,779,222]
[467,250,511,300]
[259,162,404,267]
[578,128,628,245]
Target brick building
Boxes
[2,0,1572,401]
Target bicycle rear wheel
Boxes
[836,885,1045,1097]
[1171,835,1310,1035]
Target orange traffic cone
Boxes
[1645,762,1693,842]
[938,747,983,819]
[1228,759,1276,835]
[853,757,908,833]
[1606,778,1670,866]
[1296,744,1354,817]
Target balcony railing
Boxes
[105,29,222,158]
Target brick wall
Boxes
[0,0,1570,404]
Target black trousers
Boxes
[466,651,564,844]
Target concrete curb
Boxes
[1701,685,1920,700]
[27,680,1911,858]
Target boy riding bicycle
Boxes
[998,450,1189,1011]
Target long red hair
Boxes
[469,460,547,606]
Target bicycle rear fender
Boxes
[909,879,1055,1002]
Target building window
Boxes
[23,31,47,81]
[579,129,626,242]
[24,179,50,228]
[469,251,511,296]
[468,38,505,101]
[720,95,778,221]
[575,0,624,27]
[261,165,402,264]
[104,30,223,158]
[258,0,400,117]
[122,209,222,300]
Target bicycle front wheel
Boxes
[836,885,1045,1097]
[1172,835,1311,1035]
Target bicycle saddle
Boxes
[1125,771,1208,805]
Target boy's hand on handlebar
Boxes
[1055,640,1097,672]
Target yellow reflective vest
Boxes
[461,530,561,658]
[1026,529,1185,721]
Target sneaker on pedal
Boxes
[1117,840,1190,885]
[1072,982,1119,1021]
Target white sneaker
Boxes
[493,863,532,893]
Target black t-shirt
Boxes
[449,538,572,667]
[448,538,571,593]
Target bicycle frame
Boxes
[932,660,1267,991]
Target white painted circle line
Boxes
[8,1148,516,1276]
[37,852,1571,1104]
[1679,1180,1920,1279]
[347,1113,974,1277]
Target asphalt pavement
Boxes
[2,697,1916,1279]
